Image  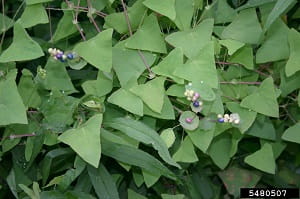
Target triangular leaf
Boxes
[143,0,176,20]
[143,95,175,120]
[58,114,103,168]
[229,46,254,70]
[173,136,198,163]
[173,0,194,30]
[285,28,300,77]
[244,143,276,174]
[0,23,44,62]
[282,123,300,144]
[82,71,113,97]
[18,4,48,28]
[74,29,113,72]
[241,77,279,117]
[186,127,215,153]
[219,39,245,55]
[125,14,167,53]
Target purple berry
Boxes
[193,101,200,107]
[185,118,193,123]
[194,92,200,98]
[67,53,74,59]
[56,53,63,59]
[218,118,224,123]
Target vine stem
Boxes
[220,81,261,85]
[119,0,155,78]
[87,0,101,32]
[1,133,36,141]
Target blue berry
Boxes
[218,118,224,123]
[67,53,74,59]
[193,101,200,107]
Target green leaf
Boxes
[58,114,103,168]
[104,117,180,168]
[161,194,185,199]
[143,95,175,120]
[229,46,254,70]
[165,18,214,59]
[256,19,289,63]
[101,137,177,180]
[125,14,167,54]
[74,29,113,72]
[240,77,279,117]
[143,0,176,20]
[246,115,276,140]
[43,58,76,92]
[219,39,245,55]
[108,88,144,116]
[186,127,215,153]
[214,0,237,24]
[130,77,165,113]
[282,123,300,144]
[207,133,232,169]
[0,69,27,125]
[0,23,44,62]
[279,66,300,97]
[226,102,257,133]
[244,143,276,174]
[18,69,41,108]
[218,167,261,198]
[128,189,147,199]
[88,164,120,199]
[82,71,113,97]
[26,0,53,5]
[222,8,263,44]
[173,0,194,30]
[19,184,39,199]
[179,111,199,131]
[151,48,184,84]
[285,28,300,77]
[142,169,160,187]
[52,7,78,42]
[18,4,48,28]
[0,13,14,34]
[236,0,276,11]
[160,128,176,148]
[264,0,296,31]
[174,42,218,88]
[173,136,198,163]
[113,44,157,87]
[104,0,147,34]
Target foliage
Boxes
[0,0,300,198]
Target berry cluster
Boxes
[48,48,75,62]
[217,113,240,124]
[184,83,203,109]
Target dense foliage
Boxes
[0,0,300,198]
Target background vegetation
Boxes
[0,0,300,198]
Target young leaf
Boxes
[160,128,176,148]
[125,14,167,53]
[244,143,276,174]
[58,114,103,168]
[281,123,300,144]
[240,77,279,117]
[74,29,113,72]
[143,0,176,20]
[0,23,44,62]
[103,117,180,168]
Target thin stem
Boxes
[1,133,36,141]
[173,106,183,114]
[87,0,101,32]
[48,6,53,43]
[119,0,155,78]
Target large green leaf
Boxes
[0,23,44,62]
[214,0,237,24]
[130,77,165,113]
[0,69,27,125]
[173,136,198,163]
[263,0,296,31]
[143,95,175,120]
[112,43,157,87]
[104,0,147,34]
[143,0,176,20]
[125,14,167,53]
[219,39,245,55]
[244,143,276,174]
[87,164,120,199]
[160,128,176,148]
[229,46,254,70]
[222,8,263,44]
[18,4,48,28]
[186,127,215,153]
[128,189,147,199]
[256,19,289,63]
[240,77,279,117]
[151,48,184,84]
[0,13,14,34]
[82,71,113,97]
[74,29,113,72]
[103,117,180,168]
[165,18,214,59]
[246,115,276,141]
[58,114,103,168]
[173,0,194,30]
[101,137,177,180]
[281,123,300,144]
[108,88,144,116]
[174,42,218,88]
[285,28,300,77]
